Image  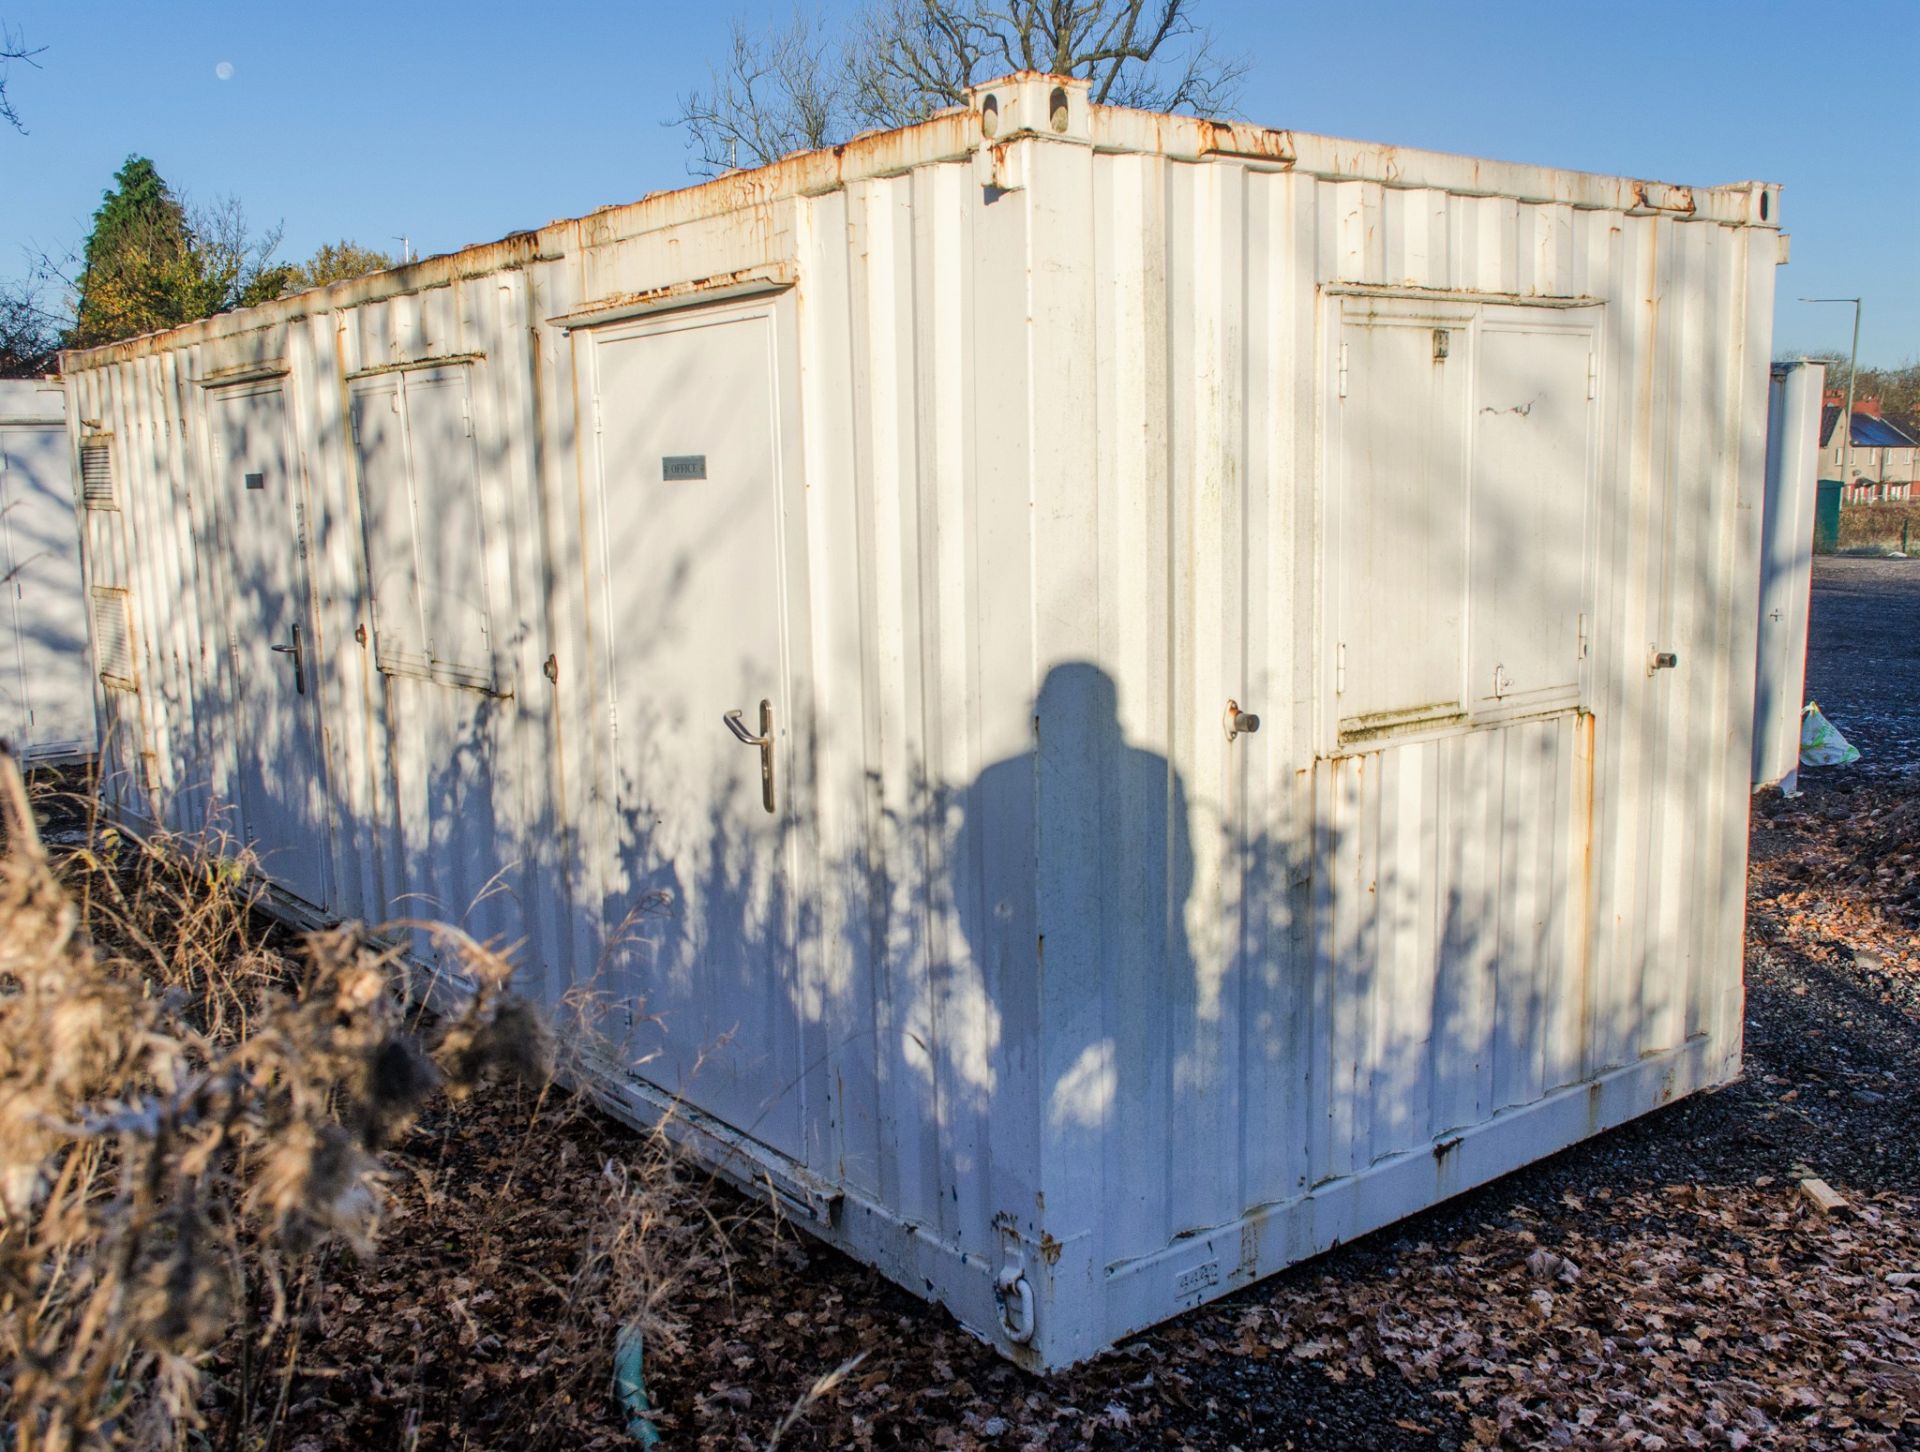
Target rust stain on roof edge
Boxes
[61,77,1775,373]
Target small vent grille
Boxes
[80,440,115,508]
[91,588,135,687]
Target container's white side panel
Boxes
[140,356,195,814]
[491,271,576,1010]
[784,162,1040,1340]
[1753,362,1824,791]
[0,385,94,761]
[909,161,992,1258]
[1710,232,1774,1068]
[1053,142,1767,1365]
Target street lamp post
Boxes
[1801,296,1863,487]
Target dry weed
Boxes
[0,756,580,1451]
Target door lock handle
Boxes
[722,699,776,814]
[270,624,307,695]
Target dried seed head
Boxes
[441,994,554,1096]
[360,1032,441,1143]
[248,1119,380,1254]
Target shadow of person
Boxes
[951,661,1194,1120]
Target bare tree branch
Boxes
[0,272,61,377]
[676,0,1244,174]
[673,11,854,178]
[853,1,1245,124]
[0,19,46,135]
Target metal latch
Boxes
[723,699,776,814]
[1649,649,1679,675]
[1223,699,1260,742]
[269,624,307,695]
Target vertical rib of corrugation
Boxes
[807,160,1008,1257]
[911,160,984,1253]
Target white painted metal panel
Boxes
[1330,298,1472,738]
[205,383,333,906]
[0,382,94,761]
[1754,360,1824,791]
[1467,310,1597,714]
[58,73,1778,1372]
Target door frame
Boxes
[568,289,826,1169]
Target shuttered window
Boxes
[91,587,135,687]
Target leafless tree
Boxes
[0,275,61,377]
[1,19,44,134]
[674,0,1244,177]
[186,194,293,310]
[677,11,856,175]
[851,0,1244,130]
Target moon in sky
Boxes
[214,61,234,81]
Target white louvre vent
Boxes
[91,588,135,687]
[80,440,116,508]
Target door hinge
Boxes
[1335,641,1347,694]
[1587,352,1598,400]
[349,413,360,445]
[1577,611,1589,660]
[1337,342,1349,399]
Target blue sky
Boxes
[2,1,1915,365]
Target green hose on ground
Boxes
[614,1325,663,1448]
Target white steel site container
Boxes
[0,380,94,763]
[61,75,1783,1370]
[1753,360,1825,794]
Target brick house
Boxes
[1821,393,1920,502]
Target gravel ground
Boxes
[1804,556,1920,774]
[187,562,1920,1450]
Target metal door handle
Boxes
[270,624,306,695]
[722,699,775,814]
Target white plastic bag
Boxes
[1800,702,1861,767]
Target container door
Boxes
[585,307,803,1163]
[208,384,332,908]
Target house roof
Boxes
[1822,406,1920,450]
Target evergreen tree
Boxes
[70,156,202,347]
[69,157,290,348]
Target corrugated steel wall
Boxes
[0,381,94,762]
[772,131,1771,1361]
[1754,360,1824,791]
[62,81,1776,1368]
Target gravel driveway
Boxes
[1804,557,1920,775]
